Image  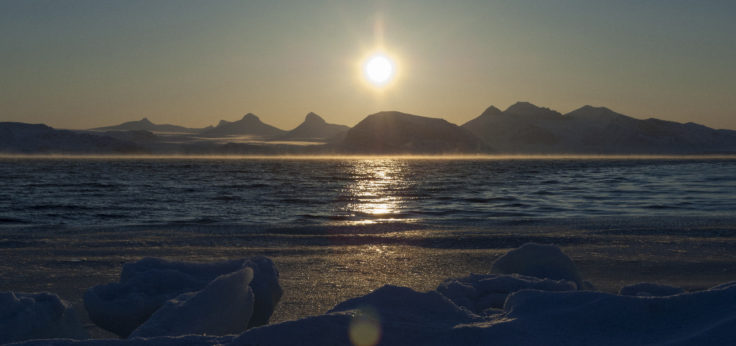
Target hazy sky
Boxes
[2,0,735,130]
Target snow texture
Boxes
[450,284,736,345]
[9,247,736,345]
[437,273,576,313]
[232,285,481,346]
[12,283,736,345]
[84,256,280,337]
[619,282,686,297]
[0,291,88,344]
[129,268,254,338]
[491,242,585,288]
[9,335,233,346]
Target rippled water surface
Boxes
[1,158,735,227]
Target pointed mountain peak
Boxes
[480,105,503,117]
[304,112,326,124]
[242,113,260,121]
[505,101,542,113]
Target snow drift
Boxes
[0,291,88,344]
[437,273,576,314]
[490,242,585,288]
[8,245,736,345]
[84,256,281,337]
[129,268,255,338]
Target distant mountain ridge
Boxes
[0,122,144,154]
[280,113,349,142]
[462,102,736,154]
[92,118,202,134]
[339,111,487,154]
[4,103,736,154]
[198,113,286,138]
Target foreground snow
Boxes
[6,243,736,345]
[83,256,281,337]
[0,292,88,344]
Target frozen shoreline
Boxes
[2,217,736,342]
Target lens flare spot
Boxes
[349,307,381,346]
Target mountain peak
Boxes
[505,102,561,117]
[481,105,503,117]
[242,113,260,121]
[140,118,152,124]
[577,105,612,113]
[505,101,542,113]
[304,112,326,124]
[566,105,625,120]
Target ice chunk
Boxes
[230,312,354,346]
[84,256,281,337]
[491,243,584,288]
[709,281,736,290]
[233,285,481,346]
[619,282,685,297]
[130,268,254,338]
[243,256,283,328]
[0,291,88,344]
[9,335,233,346]
[451,284,736,345]
[437,273,576,313]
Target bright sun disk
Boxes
[364,54,394,86]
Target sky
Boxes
[1,0,735,130]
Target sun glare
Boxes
[363,54,395,86]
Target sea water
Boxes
[1,158,735,228]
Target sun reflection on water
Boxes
[337,159,415,224]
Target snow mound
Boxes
[437,273,576,313]
[619,282,685,297]
[0,291,88,344]
[10,280,736,345]
[230,312,354,346]
[450,284,736,345]
[233,285,481,346]
[9,335,233,346]
[491,243,584,288]
[709,281,736,290]
[242,256,283,328]
[130,268,254,338]
[84,256,281,337]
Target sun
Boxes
[363,54,395,86]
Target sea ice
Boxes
[84,256,281,337]
[9,335,233,346]
[450,283,736,345]
[0,291,88,344]
[129,268,254,338]
[232,285,481,346]
[490,242,585,288]
[437,273,576,313]
[619,282,685,297]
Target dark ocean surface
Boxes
[1,157,735,228]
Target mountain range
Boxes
[2,102,736,155]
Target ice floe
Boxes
[7,245,736,345]
[490,242,584,288]
[84,256,281,337]
[619,282,686,297]
[129,268,254,338]
[0,291,88,344]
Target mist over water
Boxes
[1,158,735,227]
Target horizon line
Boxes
[2,154,736,160]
